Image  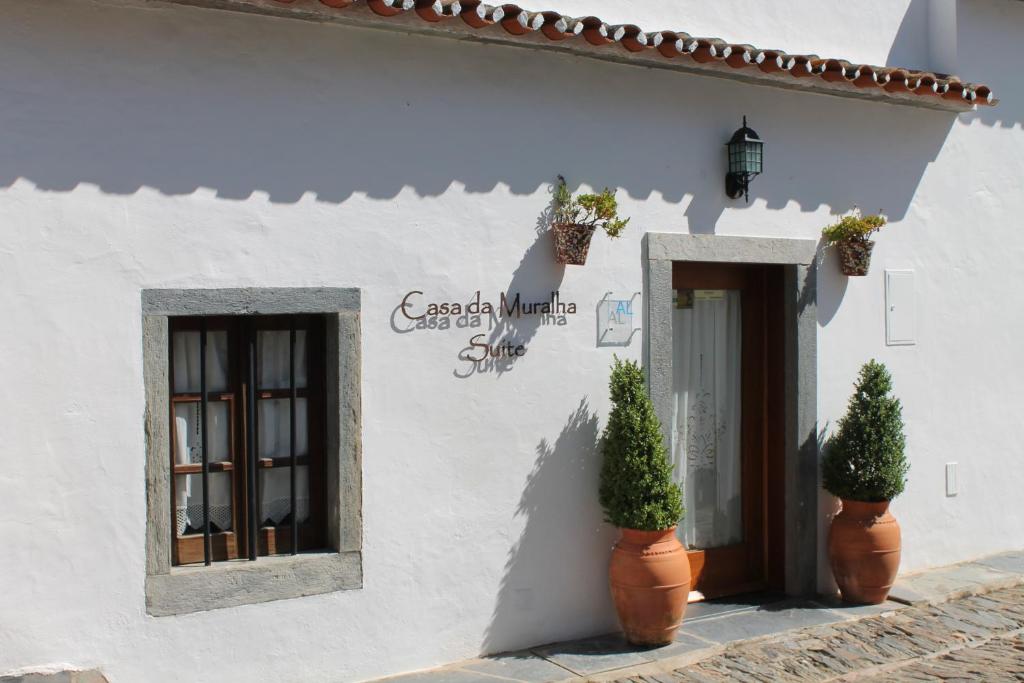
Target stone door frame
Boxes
[643,233,818,596]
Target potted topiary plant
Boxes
[822,208,887,276]
[599,357,688,646]
[823,360,909,604]
[552,176,629,265]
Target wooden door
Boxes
[671,262,785,599]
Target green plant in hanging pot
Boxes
[823,360,909,604]
[552,176,629,266]
[822,208,887,276]
[599,357,689,645]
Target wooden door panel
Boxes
[672,262,785,599]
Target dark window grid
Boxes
[168,315,327,566]
[251,314,327,558]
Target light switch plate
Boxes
[946,462,958,497]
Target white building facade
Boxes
[1,0,1022,681]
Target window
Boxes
[169,315,327,565]
[143,288,362,616]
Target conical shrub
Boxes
[599,358,683,530]
[823,360,909,502]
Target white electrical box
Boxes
[946,462,958,497]
[885,270,916,346]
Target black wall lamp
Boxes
[725,116,764,202]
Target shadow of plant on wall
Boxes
[482,399,617,654]
[453,180,568,378]
[815,421,841,594]
[814,237,851,327]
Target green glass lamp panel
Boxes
[744,141,763,174]
[728,143,743,174]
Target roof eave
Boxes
[149,0,989,113]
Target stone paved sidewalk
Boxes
[373,549,1024,683]
[659,585,1024,682]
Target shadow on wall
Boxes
[955,1,1024,130]
[815,422,840,594]
[454,188,567,378]
[886,0,1024,130]
[388,184,572,378]
[885,0,932,73]
[812,239,848,327]
[0,0,974,229]
[482,399,618,654]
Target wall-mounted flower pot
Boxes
[828,499,901,604]
[608,527,691,645]
[552,222,597,265]
[838,240,875,276]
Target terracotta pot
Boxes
[552,223,596,265]
[608,527,691,646]
[828,499,901,604]
[837,240,874,276]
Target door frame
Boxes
[644,233,819,597]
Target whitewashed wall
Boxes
[0,0,1022,681]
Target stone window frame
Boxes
[642,233,819,596]
[142,288,362,616]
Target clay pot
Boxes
[609,527,691,646]
[552,223,596,265]
[828,499,901,604]
[837,240,875,276]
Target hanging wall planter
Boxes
[552,222,597,265]
[551,176,629,266]
[822,209,887,276]
[837,240,875,276]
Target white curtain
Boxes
[172,330,232,535]
[257,330,310,526]
[671,290,743,549]
[173,330,229,393]
[171,328,311,536]
[258,330,307,390]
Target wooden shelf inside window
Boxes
[173,457,308,474]
[255,388,309,399]
[176,527,323,564]
[171,392,236,402]
[258,524,320,556]
[173,461,234,474]
[175,531,238,565]
[257,456,310,469]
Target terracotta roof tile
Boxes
[261,0,996,108]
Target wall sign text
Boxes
[398,290,578,361]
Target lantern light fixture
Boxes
[725,116,764,203]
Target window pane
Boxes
[258,466,310,527]
[172,329,229,393]
[174,472,233,536]
[671,289,744,549]
[257,398,309,458]
[257,330,307,390]
[173,401,231,464]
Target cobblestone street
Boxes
[631,585,1024,683]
